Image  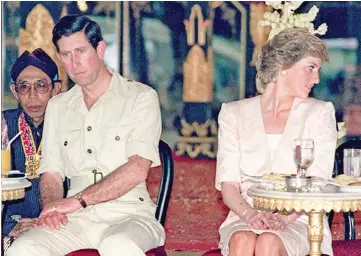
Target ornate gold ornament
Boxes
[211,1,223,9]
[176,119,217,158]
[2,188,25,201]
[180,119,217,137]
[258,1,328,41]
[308,211,324,256]
[25,155,41,179]
[184,4,210,46]
[19,4,67,90]
[253,195,361,213]
[253,194,361,256]
[183,45,213,102]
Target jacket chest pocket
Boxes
[99,124,133,166]
[59,131,82,169]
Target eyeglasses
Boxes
[15,80,52,95]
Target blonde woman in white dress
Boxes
[216,28,337,256]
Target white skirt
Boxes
[218,215,333,256]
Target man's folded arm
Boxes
[39,172,64,209]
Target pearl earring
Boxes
[281,70,287,75]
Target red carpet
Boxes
[146,156,361,251]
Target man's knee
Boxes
[98,234,145,256]
[7,236,38,256]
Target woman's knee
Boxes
[229,231,257,249]
[255,233,286,255]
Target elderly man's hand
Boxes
[9,218,36,237]
[41,197,82,216]
[36,212,68,230]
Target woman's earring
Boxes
[281,70,287,75]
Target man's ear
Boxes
[96,41,107,60]
[51,82,62,97]
[10,84,20,101]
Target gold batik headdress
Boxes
[255,1,328,93]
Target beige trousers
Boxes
[6,212,164,256]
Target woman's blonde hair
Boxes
[256,28,329,93]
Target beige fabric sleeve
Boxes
[126,89,162,167]
[38,99,65,180]
[215,103,242,191]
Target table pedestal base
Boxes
[307,211,325,256]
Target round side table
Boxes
[250,185,361,256]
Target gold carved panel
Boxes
[19,4,67,90]
[183,45,213,102]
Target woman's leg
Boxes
[255,233,287,256]
[228,231,257,256]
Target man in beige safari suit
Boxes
[7,15,164,256]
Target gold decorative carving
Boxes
[176,140,217,159]
[2,188,25,201]
[308,211,324,256]
[253,195,361,213]
[19,4,67,90]
[211,1,223,9]
[176,119,217,158]
[184,4,210,46]
[183,45,213,102]
[253,194,361,256]
[249,2,272,66]
[180,119,217,137]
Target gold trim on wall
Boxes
[184,4,210,46]
[2,188,25,201]
[176,119,218,158]
[19,4,67,90]
[183,45,213,102]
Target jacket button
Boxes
[115,136,120,141]
[87,126,92,131]
[87,149,92,154]
[64,141,68,146]
[139,197,144,201]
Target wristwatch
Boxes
[74,192,87,208]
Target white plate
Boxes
[339,186,361,193]
[240,174,262,182]
[329,177,361,187]
[2,170,26,184]
[2,178,31,190]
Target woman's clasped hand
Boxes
[244,210,289,231]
